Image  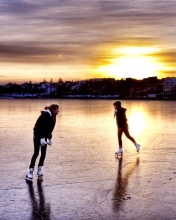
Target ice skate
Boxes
[135,143,140,152]
[37,166,43,180]
[115,148,123,156]
[25,168,34,182]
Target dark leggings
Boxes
[29,137,47,169]
[118,127,136,146]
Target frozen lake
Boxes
[1,99,176,219]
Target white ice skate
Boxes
[115,148,123,156]
[135,143,140,152]
[25,168,34,182]
[37,166,43,180]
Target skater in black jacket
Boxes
[25,104,59,181]
[113,101,140,155]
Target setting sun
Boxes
[97,46,165,79]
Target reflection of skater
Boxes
[113,101,140,155]
[26,180,51,219]
[25,104,59,181]
[113,157,139,211]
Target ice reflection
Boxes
[26,180,51,220]
[113,156,140,212]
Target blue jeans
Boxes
[29,137,47,168]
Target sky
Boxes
[1,0,176,83]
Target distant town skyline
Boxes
[1,0,176,84]
[1,75,175,86]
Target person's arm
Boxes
[34,113,49,138]
[47,119,56,139]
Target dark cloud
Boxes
[1,0,176,80]
[1,0,176,44]
[0,43,73,63]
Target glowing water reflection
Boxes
[128,111,146,137]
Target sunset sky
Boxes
[1,0,176,83]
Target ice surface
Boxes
[0,99,176,219]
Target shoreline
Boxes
[0,95,176,100]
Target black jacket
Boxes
[115,107,128,128]
[33,110,56,139]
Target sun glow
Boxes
[128,111,146,137]
[97,46,165,79]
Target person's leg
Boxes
[29,137,40,169]
[124,127,140,151]
[38,144,47,167]
[124,127,136,144]
[37,144,47,177]
[118,127,123,147]
[115,128,123,154]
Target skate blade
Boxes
[37,176,43,181]
[115,152,123,157]
[136,151,140,157]
[136,149,140,153]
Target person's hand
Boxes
[47,139,52,146]
[114,110,117,118]
[40,138,47,146]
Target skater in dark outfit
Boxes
[25,104,59,181]
[113,101,140,155]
